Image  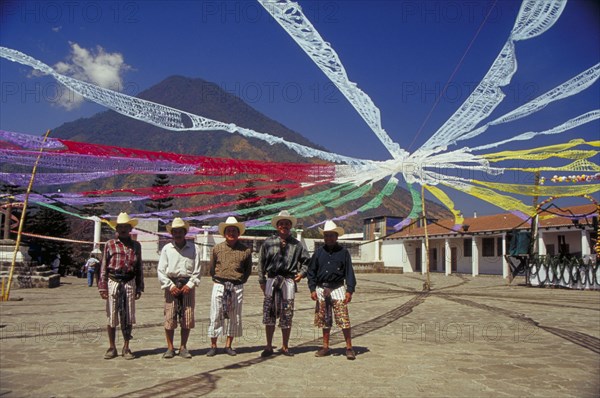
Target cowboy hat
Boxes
[218,216,246,237]
[115,212,138,228]
[166,217,190,233]
[271,210,297,229]
[318,220,344,237]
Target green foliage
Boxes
[236,181,262,221]
[25,204,73,273]
[265,187,286,206]
[145,174,174,231]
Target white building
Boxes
[382,204,598,278]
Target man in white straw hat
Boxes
[157,217,201,359]
[308,220,357,360]
[98,212,144,360]
[258,210,310,357]
[206,216,252,357]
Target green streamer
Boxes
[406,182,422,220]
[357,177,398,212]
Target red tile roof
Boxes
[387,203,598,239]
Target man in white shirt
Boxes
[157,218,201,359]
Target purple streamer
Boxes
[1,149,198,174]
[394,218,413,230]
[0,130,64,149]
[510,210,532,222]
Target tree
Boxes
[145,174,174,231]
[236,181,262,222]
[25,204,73,273]
[265,187,286,206]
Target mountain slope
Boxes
[50,75,450,230]
[52,75,323,162]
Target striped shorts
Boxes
[164,288,196,330]
[106,279,136,328]
[314,285,351,329]
[207,283,244,338]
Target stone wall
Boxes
[0,263,60,289]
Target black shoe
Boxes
[260,349,273,358]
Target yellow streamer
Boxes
[505,159,600,172]
[472,179,600,197]
[483,139,600,162]
[424,185,464,226]
[441,182,535,216]
[486,149,597,163]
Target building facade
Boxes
[382,204,598,277]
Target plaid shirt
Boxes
[257,235,310,284]
[98,238,144,293]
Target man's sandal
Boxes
[122,348,135,360]
[345,348,356,360]
[315,348,330,357]
[104,348,118,359]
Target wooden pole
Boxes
[2,130,51,301]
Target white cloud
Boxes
[52,42,131,110]
[52,26,62,32]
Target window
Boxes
[463,238,472,257]
[558,235,570,255]
[545,244,555,255]
[496,237,503,256]
[482,237,495,257]
[429,248,437,271]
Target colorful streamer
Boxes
[1,0,598,231]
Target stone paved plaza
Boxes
[1,273,599,397]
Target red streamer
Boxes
[57,139,335,182]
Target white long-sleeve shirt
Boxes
[157,241,201,290]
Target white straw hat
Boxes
[166,217,190,233]
[318,220,344,237]
[115,212,138,228]
[271,210,297,229]
[218,216,246,237]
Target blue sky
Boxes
[1,0,599,215]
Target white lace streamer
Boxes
[419,0,568,152]
[0,46,371,167]
[258,0,407,161]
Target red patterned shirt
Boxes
[98,237,144,293]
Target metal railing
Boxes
[527,254,599,290]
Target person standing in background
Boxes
[85,254,100,287]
